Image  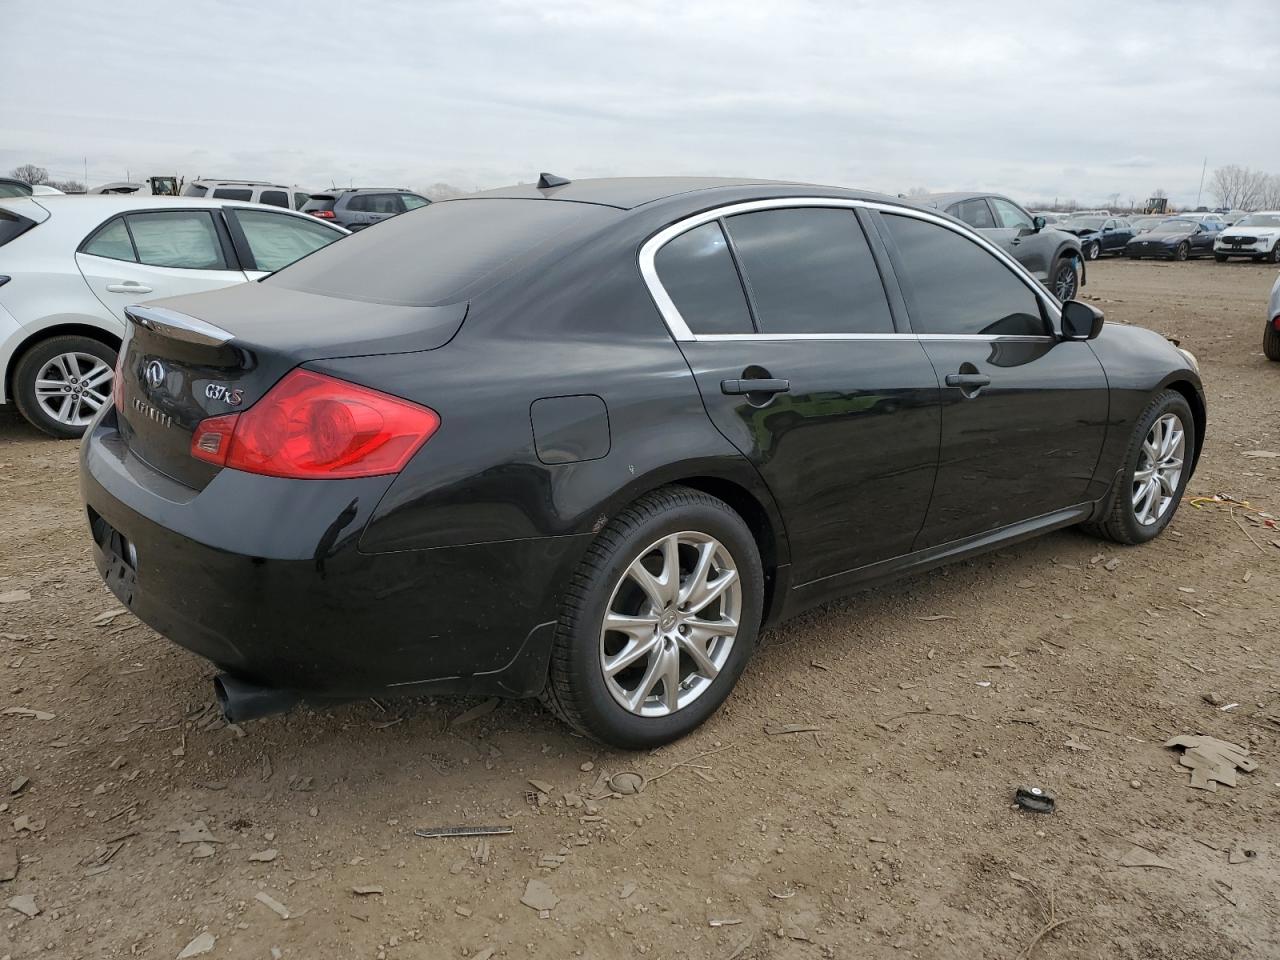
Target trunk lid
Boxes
[117,283,467,489]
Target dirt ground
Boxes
[1,258,1278,960]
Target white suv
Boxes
[183,180,313,211]
[0,195,347,437]
[1214,212,1280,263]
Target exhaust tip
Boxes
[214,673,298,724]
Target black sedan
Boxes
[1125,217,1221,260]
[80,177,1205,747]
[1056,216,1134,259]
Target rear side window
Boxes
[401,194,430,210]
[947,199,996,229]
[125,211,229,270]
[724,208,893,334]
[0,209,39,247]
[212,188,253,201]
[81,217,136,261]
[259,190,289,208]
[655,222,753,335]
[185,184,208,197]
[268,198,616,306]
[294,192,311,210]
[233,208,341,272]
[347,193,401,214]
[882,213,1046,337]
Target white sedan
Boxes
[1214,211,1280,263]
[0,195,348,437]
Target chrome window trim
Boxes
[638,196,1061,343]
[124,305,234,347]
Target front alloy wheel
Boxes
[1086,242,1101,261]
[542,486,763,748]
[1132,413,1185,527]
[1174,242,1190,261]
[1052,257,1080,301]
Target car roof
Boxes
[914,191,1021,209]
[8,195,349,233]
[465,176,822,210]
[324,187,420,195]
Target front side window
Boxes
[81,217,136,261]
[125,211,228,270]
[211,188,253,201]
[882,213,1046,337]
[724,207,893,334]
[948,199,996,230]
[259,190,289,208]
[990,198,1034,231]
[233,209,341,272]
[654,221,753,335]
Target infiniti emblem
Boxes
[144,360,165,389]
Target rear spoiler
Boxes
[124,305,234,347]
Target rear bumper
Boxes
[79,408,584,699]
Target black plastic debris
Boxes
[1015,785,1055,814]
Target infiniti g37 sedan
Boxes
[79,177,1205,748]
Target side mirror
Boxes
[1032,215,1046,232]
[1061,300,1104,340]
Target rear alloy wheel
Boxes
[1084,390,1195,545]
[1051,257,1080,301]
[542,487,763,748]
[12,335,117,439]
[1270,242,1280,264]
[1174,242,1190,261]
[1264,321,1280,361]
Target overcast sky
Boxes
[3,0,1277,206]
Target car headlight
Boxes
[1176,347,1200,373]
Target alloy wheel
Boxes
[1132,413,1185,526]
[1053,261,1078,301]
[1087,242,1100,261]
[34,352,114,427]
[599,531,741,718]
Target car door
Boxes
[873,209,1109,549]
[75,210,248,322]
[988,197,1051,280]
[1193,220,1219,253]
[1108,219,1133,251]
[223,206,346,279]
[645,203,941,584]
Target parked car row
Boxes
[0,196,349,436]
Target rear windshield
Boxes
[268,199,617,305]
[212,187,253,201]
[0,209,37,247]
[301,195,336,212]
[0,182,33,199]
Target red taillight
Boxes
[190,370,439,479]
[1273,314,1280,332]
[309,209,336,219]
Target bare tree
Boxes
[9,163,48,185]
[420,182,468,201]
[1259,173,1280,210]
[1106,193,1121,211]
[905,186,932,198]
[48,179,86,193]
[1210,165,1270,211]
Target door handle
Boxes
[945,373,992,388]
[1009,237,1022,246]
[106,282,153,294]
[721,378,790,396]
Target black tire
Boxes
[1050,255,1080,301]
[1085,242,1100,261]
[1270,242,1280,264]
[1264,321,1280,362]
[11,335,117,440]
[541,486,764,748]
[1174,242,1190,261]
[1214,253,1227,262]
[1083,389,1196,545]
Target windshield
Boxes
[1151,219,1196,233]
[1060,217,1104,230]
[1234,213,1280,228]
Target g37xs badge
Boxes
[205,383,245,406]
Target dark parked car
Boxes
[917,192,1085,301]
[1056,216,1134,260]
[1125,217,1221,260]
[302,188,430,231]
[80,177,1205,748]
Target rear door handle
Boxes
[721,378,790,396]
[945,373,992,388]
[106,282,153,294]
